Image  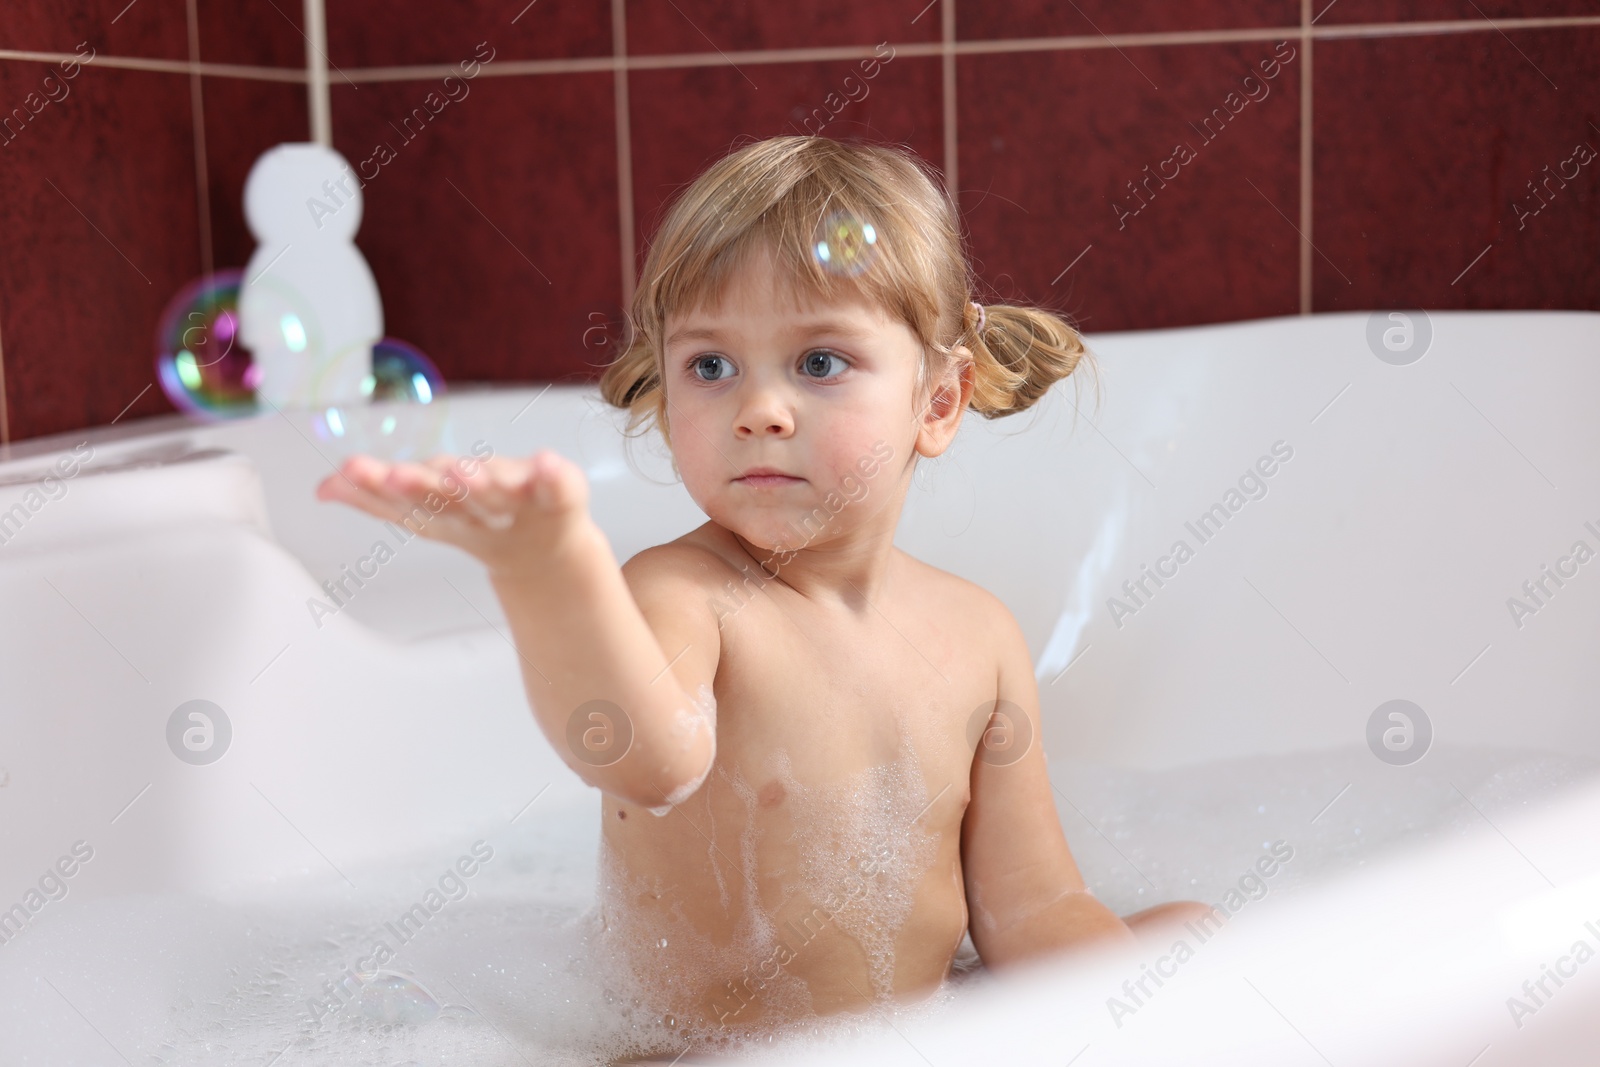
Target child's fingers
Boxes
[426,454,520,511]
[421,454,519,527]
[315,459,415,525]
[388,458,528,535]
[316,454,386,501]
[526,449,589,514]
[383,461,458,508]
[317,451,587,547]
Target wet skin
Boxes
[317,241,1215,1054]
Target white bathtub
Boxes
[1,309,1597,1064]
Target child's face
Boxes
[661,242,968,555]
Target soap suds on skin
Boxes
[591,721,949,1049]
[645,684,718,816]
[763,743,942,1000]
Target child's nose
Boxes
[733,387,794,438]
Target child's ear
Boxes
[915,348,975,458]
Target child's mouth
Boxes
[734,467,803,488]
[735,474,804,488]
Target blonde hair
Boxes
[598,135,1098,448]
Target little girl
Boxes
[318,135,1210,1062]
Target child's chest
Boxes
[706,589,996,828]
[602,568,998,923]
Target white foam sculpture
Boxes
[239,143,382,409]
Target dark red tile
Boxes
[329,72,620,383]
[1314,1,1598,24]
[629,53,944,271]
[626,0,937,57]
[1313,28,1600,311]
[959,41,1304,333]
[326,0,610,68]
[0,63,202,441]
[201,77,309,270]
[195,0,305,68]
[0,0,189,62]
[961,1,1298,40]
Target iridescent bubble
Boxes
[310,337,447,462]
[812,211,879,277]
[356,971,441,1026]
[367,337,445,404]
[154,269,261,419]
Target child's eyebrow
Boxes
[665,325,721,348]
[665,320,874,349]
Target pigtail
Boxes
[964,302,1099,420]
[599,316,664,438]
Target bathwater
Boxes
[3,742,1594,1066]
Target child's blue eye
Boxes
[691,354,733,381]
[802,350,846,379]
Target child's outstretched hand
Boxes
[314,449,595,578]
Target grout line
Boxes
[1300,0,1314,314]
[0,308,8,447]
[941,0,958,202]
[0,49,309,80]
[303,0,331,144]
[1295,13,1600,39]
[186,0,213,280]
[613,0,635,311]
[4,15,1597,86]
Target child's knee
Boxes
[1123,900,1222,946]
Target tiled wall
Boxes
[2,2,1597,444]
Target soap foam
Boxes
[589,793,817,1056]
[1,743,1592,1065]
[585,722,947,1054]
[646,683,718,817]
[760,743,942,1000]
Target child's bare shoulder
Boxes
[616,533,734,693]
[619,525,744,606]
[898,552,1023,650]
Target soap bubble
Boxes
[368,337,444,404]
[356,971,441,1026]
[154,269,261,419]
[310,337,447,462]
[812,211,879,277]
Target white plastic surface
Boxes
[1,309,1596,1063]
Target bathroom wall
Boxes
[1,2,1596,443]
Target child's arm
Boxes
[960,598,1138,968]
[316,450,718,810]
